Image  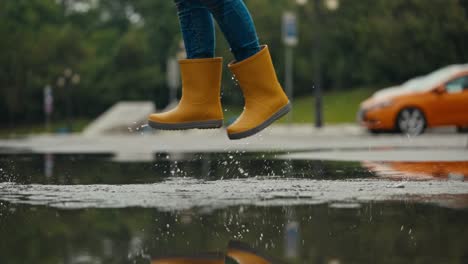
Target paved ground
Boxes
[0,124,467,161]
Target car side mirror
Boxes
[434,86,445,94]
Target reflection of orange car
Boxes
[152,253,224,264]
[363,161,468,209]
[362,161,468,180]
[358,65,468,134]
[152,241,274,264]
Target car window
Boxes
[445,76,468,93]
[406,66,468,92]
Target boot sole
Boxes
[228,102,292,140]
[148,119,223,130]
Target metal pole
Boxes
[169,73,177,106]
[61,0,67,15]
[45,111,51,132]
[313,41,323,128]
[66,80,73,132]
[314,0,323,128]
[285,46,294,123]
[69,83,73,132]
[167,57,180,106]
[44,86,52,132]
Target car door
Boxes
[437,75,468,125]
[460,76,468,124]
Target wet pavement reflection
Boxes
[1,202,467,263]
[0,153,467,263]
[0,153,374,185]
[363,161,468,181]
[152,241,274,264]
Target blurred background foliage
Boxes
[1,0,468,126]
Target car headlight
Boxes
[371,100,393,110]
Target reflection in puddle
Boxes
[0,154,467,209]
[1,203,467,263]
[0,153,374,185]
[226,241,274,264]
[153,253,225,264]
[153,241,274,264]
[0,153,468,263]
[363,161,468,181]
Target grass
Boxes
[0,119,91,138]
[285,87,375,124]
[225,87,375,124]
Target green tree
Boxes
[1,0,467,127]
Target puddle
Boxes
[0,153,467,263]
[0,153,373,184]
[1,202,467,263]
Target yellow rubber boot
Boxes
[227,45,291,140]
[148,57,224,130]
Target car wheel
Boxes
[457,126,468,133]
[396,108,426,135]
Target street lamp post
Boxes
[43,85,53,132]
[297,0,339,128]
[313,0,323,128]
[166,41,185,109]
[282,11,298,124]
[57,68,80,132]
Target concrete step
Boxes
[83,101,155,136]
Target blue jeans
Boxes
[174,0,261,61]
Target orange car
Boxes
[358,64,468,134]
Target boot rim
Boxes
[227,45,268,69]
[179,57,223,64]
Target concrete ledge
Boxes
[83,101,155,136]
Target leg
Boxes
[199,0,290,139]
[147,0,224,130]
[199,0,261,62]
[174,0,216,59]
